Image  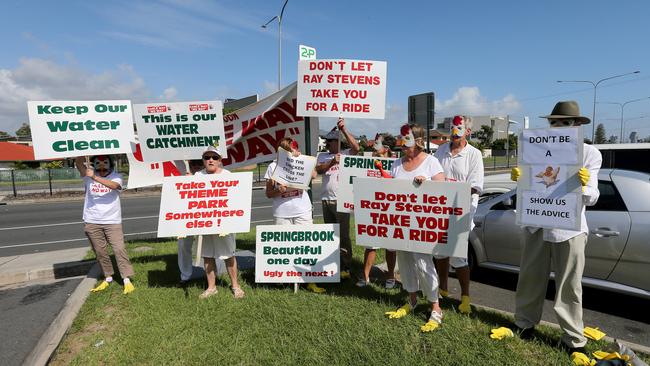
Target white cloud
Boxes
[436,86,521,116]
[0,58,150,133]
[160,86,178,101]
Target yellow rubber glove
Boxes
[489,327,514,340]
[420,320,440,332]
[306,283,326,294]
[439,289,449,298]
[571,352,595,366]
[458,295,472,315]
[123,282,135,294]
[385,302,411,319]
[592,351,630,361]
[90,280,110,293]
[340,270,351,280]
[583,326,606,341]
[578,167,590,186]
[510,167,521,182]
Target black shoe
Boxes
[176,280,188,288]
[560,343,586,355]
[512,325,534,340]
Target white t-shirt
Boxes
[265,161,312,218]
[83,171,123,224]
[317,148,351,200]
[434,142,484,227]
[390,154,444,181]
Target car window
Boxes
[491,194,516,210]
[587,180,627,212]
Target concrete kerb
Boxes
[0,260,96,287]
[22,263,101,366]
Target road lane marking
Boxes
[0,215,324,249]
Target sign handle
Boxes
[294,283,298,294]
[194,235,203,266]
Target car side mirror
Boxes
[503,198,513,208]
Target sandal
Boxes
[199,287,218,299]
[232,287,245,299]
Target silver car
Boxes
[470,169,650,299]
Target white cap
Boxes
[202,146,221,157]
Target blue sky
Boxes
[1,0,649,140]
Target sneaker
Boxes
[306,283,326,294]
[232,287,245,299]
[512,325,534,340]
[385,278,396,289]
[199,287,218,299]
[356,279,370,287]
[176,280,189,288]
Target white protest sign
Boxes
[516,127,583,230]
[269,148,317,189]
[157,172,253,237]
[133,101,226,162]
[353,178,471,256]
[255,224,340,283]
[299,45,317,60]
[297,59,387,119]
[125,141,187,189]
[27,101,135,160]
[337,155,396,213]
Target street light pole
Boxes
[598,97,650,143]
[557,70,640,142]
[261,0,289,91]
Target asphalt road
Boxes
[0,183,324,257]
[0,278,82,366]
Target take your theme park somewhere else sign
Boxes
[157,172,253,237]
[297,59,387,119]
[337,155,396,213]
[255,224,340,283]
[353,178,471,256]
[516,127,583,231]
[270,148,317,190]
[221,83,319,169]
[133,101,226,162]
[27,101,135,159]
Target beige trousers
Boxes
[514,229,587,348]
[321,200,352,271]
[84,223,135,279]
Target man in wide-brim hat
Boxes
[497,101,602,356]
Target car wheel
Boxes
[467,244,479,277]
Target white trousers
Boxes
[177,237,204,281]
[397,250,439,301]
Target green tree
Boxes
[0,130,9,138]
[594,124,607,144]
[15,123,31,137]
[491,135,517,150]
[475,125,494,148]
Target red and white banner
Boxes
[222,83,319,169]
[125,141,187,189]
[297,59,387,119]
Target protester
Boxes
[315,118,360,280]
[176,159,206,287]
[384,124,446,332]
[357,134,397,289]
[75,155,135,295]
[498,101,602,355]
[433,115,484,314]
[196,146,244,299]
[265,138,325,293]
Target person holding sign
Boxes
[384,124,446,333]
[75,155,135,295]
[433,115,484,314]
[196,146,245,299]
[265,138,324,293]
[315,118,359,280]
[501,101,601,354]
[357,135,397,288]
[176,159,206,287]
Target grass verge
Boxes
[53,228,623,365]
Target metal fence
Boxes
[0,168,83,197]
[482,149,517,170]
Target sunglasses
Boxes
[549,119,575,127]
[202,155,220,161]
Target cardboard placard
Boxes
[255,224,340,283]
[269,148,317,189]
[297,59,387,119]
[353,178,471,256]
[27,100,135,159]
[337,155,396,213]
[157,172,253,237]
[126,141,187,189]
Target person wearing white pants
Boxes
[177,159,206,287]
[384,124,446,333]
